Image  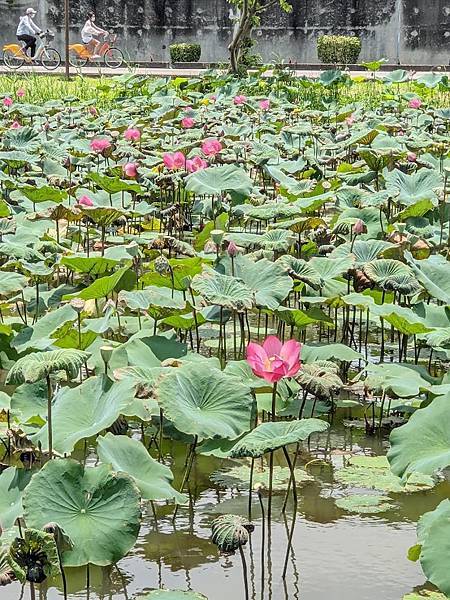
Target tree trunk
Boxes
[228,0,254,74]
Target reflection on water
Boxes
[3,421,446,600]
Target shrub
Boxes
[317,35,361,65]
[169,43,201,63]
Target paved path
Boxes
[0,64,442,79]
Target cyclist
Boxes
[81,12,108,58]
[16,7,42,59]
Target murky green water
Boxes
[4,423,446,600]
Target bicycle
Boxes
[69,33,124,69]
[3,30,61,71]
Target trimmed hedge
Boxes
[169,43,201,63]
[317,35,361,65]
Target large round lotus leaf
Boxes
[0,467,32,529]
[218,255,292,310]
[156,362,254,441]
[388,392,450,480]
[185,164,253,197]
[23,459,141,567]
[405,252,450,304]
[210,464,314,491]
[419,500,450,596]
[335,494,395,514]
[335,455,435,493]
[97,433,187,504]
[229,419,329,458]
[139,591,208,599]
[32,375,137,455]
[191,267,253,311]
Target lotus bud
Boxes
[227,240,238,258]
[352,219,367,236]
[154,255,170,275]
[407,152,417,162]
[70,298,85,314]
[210,229,225,246]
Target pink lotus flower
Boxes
[3,97,13,107]
[202,138,222,157]
[89,106,99,117]
[210,95,217,103]
[407,152,417,162]
[345,113,355,126]
[78,195,94,207]
[124,127,141,142]
[408,98,422,109]
[259,99,270,111]
[163,151,186,170]
[10,121,21,129]
[16,88,25,98]
[181,117,195,129]
[247,336,301,384]
[90,138,111,153]
[123,162,138,178]
[186,156,208,173]
[234,95,247,105]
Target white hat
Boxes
[26,7,37,15]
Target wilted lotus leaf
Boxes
[8,528,60,584]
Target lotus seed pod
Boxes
[100,345,114,364]
[154,255,170,275]
[70,298,85,314]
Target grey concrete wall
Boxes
[0,0,448,65]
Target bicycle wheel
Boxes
[3,48,25,70]
[103,47,124,69]
[69,49,88,68]
[41,47,61,70]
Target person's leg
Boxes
[17,34,34,56]
[29,36,37,57]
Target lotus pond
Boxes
[0,69,449,600]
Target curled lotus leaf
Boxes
[211,514,254,553]
[296,361,343,400]
[6,349,90,385]
[8,528,60,584]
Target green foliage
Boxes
[317,35,362,64]
[169,44,202,63]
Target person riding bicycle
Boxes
[81,12,108,58]
[16,7,42,59]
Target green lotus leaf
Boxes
[63,266,136,301]
[330,240,394,265]
[23,459,141,567]
[80,206,126,227]
[97,432,187,503]
[219,255,292,309]
[32,375,137,455]
[0,467,32,530]
[119,287,185,310]
[141,257,205,290]
[191,267,254,311]
[229,419,329,458]
[18,185,67,204]
[388,392,450,480]
[384,168,441,205]
[302,343,364,363]
[60,255,120,276]
[6,349,89,384]
[10,381,47,424]
[363,259,420,295]
[405,252,450,304]
[335,455,435,493]
[296,361,343,400]
[0,272,28,297]
[276,256,322,289]
[335,494,395,514]
[185,165,253,198]
[210,464,314,490]
[156,362,254,441]
[11,304,78,353]
[364,363,433,397]
[417,500,450,597]
[8,528,60,584]
[211,514,253,553]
